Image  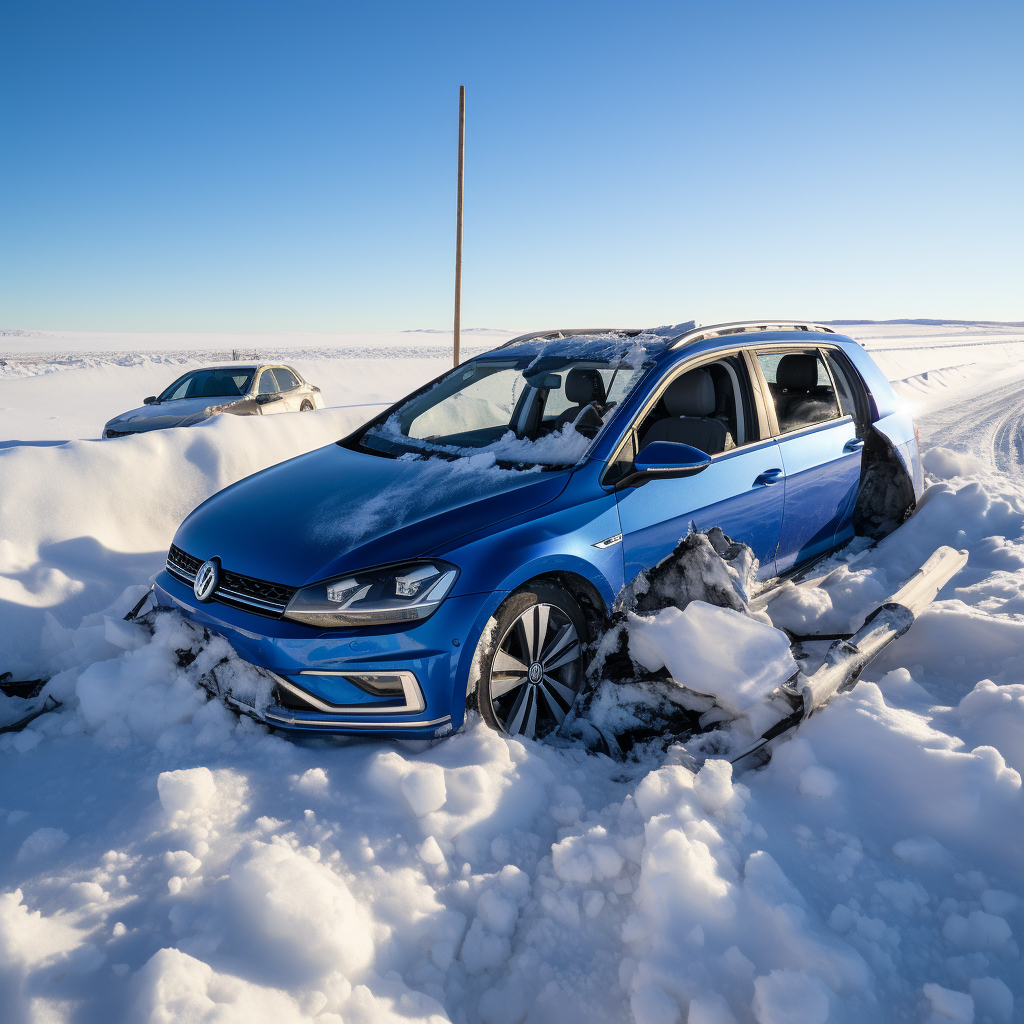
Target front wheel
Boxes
[472,583,586,740]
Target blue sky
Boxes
[2,1,1021,332]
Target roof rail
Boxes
[669,320,836,349]
[496,328,645,349]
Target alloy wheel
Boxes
[489,602,582,739]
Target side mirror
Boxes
[256,392,276,404]
[615,441,712,490]
[143,396,157,405]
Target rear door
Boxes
[755,348,863,572]
[613,351,786,582]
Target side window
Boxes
[757,350,839,434]
[634,355,755,455]
[273,367,299,391]
[821,350,857,417]
[258,369,280,395]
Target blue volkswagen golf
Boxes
[154,321,923,741]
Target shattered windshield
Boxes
[359,334,660,466]
[158,368,256,402]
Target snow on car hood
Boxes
[172,442,573,586]
[106,396,244,431]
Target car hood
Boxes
[106,397,244,431]
[172,443,573,587]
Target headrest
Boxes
[663,370,715,417]
[565,368,606,406]
[202,376,238,397]
[776,354,819,391]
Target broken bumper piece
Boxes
[734,544,969,764]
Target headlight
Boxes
[282,561,459,628]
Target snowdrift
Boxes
[0,408,375,674]
[1,454,1022,1024]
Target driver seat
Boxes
[551,368,607,428]
[640,369,729,454]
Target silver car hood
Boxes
[105,396,244,432]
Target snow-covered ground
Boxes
[1,323,1022,1024]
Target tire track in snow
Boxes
[915,370,1024,478]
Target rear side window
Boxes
[757,350,839,433]
[821,350,857,417]
[273,367,300,391]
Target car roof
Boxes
[187,363,295,371]
[487,322,851,368]
[499,320,838,350]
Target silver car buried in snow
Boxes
[102,364,324,438]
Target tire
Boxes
[300,400,314,412]
[472,583,587,740]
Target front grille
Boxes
[166,544,298,618]
[105,428,138,438]
[167,545,203,577]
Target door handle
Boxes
[843,437,865,453]
[753,468,783,487]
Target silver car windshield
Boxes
[361,338,656,466]
[158,368,256,401]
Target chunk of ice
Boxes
[628,601,797,715]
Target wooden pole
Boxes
[454,85,465,367]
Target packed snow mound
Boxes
[568,528,784,752]
[618,526,761,618]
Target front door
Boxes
[614,352,786,583]
[272,366,304,412]
[616,439,786,582]
[256,367,287,414]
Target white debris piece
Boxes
[628,601,797,714]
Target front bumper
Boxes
[154,568,480,737]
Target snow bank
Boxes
[0,329,517,441]
[0,408,373,674]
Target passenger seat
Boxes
[775,354,828,431]
[639,370,730,454]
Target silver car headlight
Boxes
[282,561,459,628]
